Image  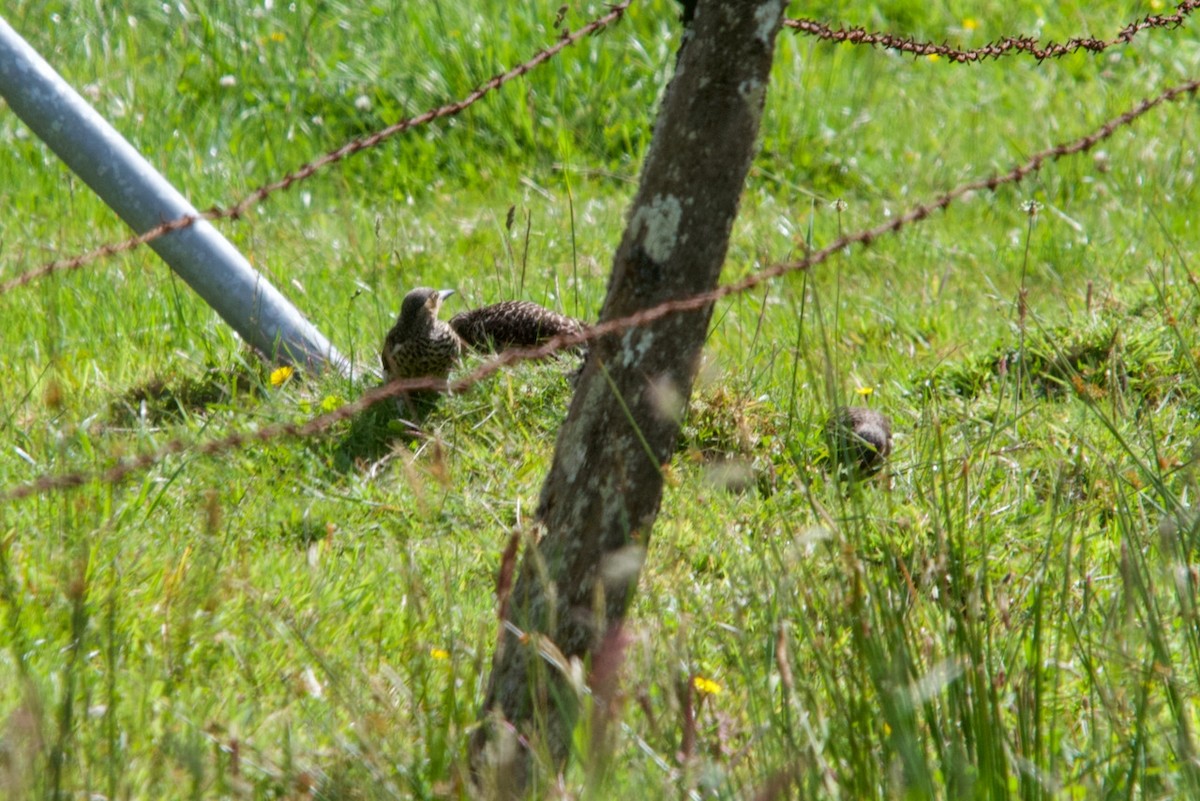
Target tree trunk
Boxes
[470,0,784,793]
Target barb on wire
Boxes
[0,1,632,297]
[785,0,1199,63]
[4,75,1197,505]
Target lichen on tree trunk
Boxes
[470,0,784,793]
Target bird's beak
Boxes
[437,289,456,302]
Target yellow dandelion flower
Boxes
[926,53,940,62]
[269,31,286,43]
[962,18,978,31]
[856,386,874,398]
[693,676,722,696]
[430,648,450,660]
[269,365,295,387]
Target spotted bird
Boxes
[448,300,584,353]
[381,287,463,416]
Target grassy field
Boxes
[2,0,1200,797]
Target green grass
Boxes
[2,0,1200,797]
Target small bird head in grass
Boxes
[390,288,457,347]
[825,405,892,477]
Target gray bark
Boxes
[470,0,784,793]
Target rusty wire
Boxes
[2,1,1192,297]
[4,75,1197,504]
[785,0,1199,62]
[0,1,631,297]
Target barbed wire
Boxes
[784,0,1199,62]
[4,74,1197,505]
[3,1,1193,298]
[0,1,632,297]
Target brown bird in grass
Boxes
[381,289,586,416]
[381,287,464,413]
[448,300,584,353]
[825,406,892,476]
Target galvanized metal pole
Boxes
[0,16,351,375]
